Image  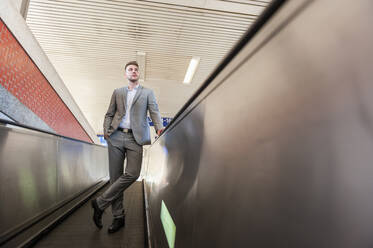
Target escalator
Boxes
[33,182,145,248]
[2,0,373,247]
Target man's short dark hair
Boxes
[125,61,139,70]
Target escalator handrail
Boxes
[0,118,104,147]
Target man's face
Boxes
[125,65,139,83]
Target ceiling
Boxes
[25,0,271,133]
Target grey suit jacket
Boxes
[103,85,163,145]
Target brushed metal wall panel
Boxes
[90,144,110,181]
[57,138,108,202]
[57,139,92,201]
[0,124,108,241]
[146,105,205,247]
[0,126,58,236]
[145,0,373,247]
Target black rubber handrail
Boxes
[0,118,103,147]
[160,0,287,135]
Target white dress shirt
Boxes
[119,84,139,129]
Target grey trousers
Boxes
[97,130,143,218]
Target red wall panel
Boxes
[0,19,93,143]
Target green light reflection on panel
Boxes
[160,200,176,248]
[19,168,38,208]
[46,165,56,197]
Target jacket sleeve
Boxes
[103,89,117,135]
[147,90,163,132]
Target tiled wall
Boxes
[0,84,55,132]
[0,19,92,143]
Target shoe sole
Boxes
[108,224,124,234]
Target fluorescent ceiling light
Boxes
[183,57,200,84]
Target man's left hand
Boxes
[157,128,165,136]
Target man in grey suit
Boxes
[91,61,164,233]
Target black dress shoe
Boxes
[108,217,125,233]
[91,199,104,229]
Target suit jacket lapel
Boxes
[122,87,128,110]
[132,85,143,106]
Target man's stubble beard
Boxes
[128,78,138,83]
